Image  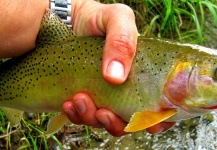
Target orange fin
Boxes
[124,109,177,132]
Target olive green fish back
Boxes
[36,10,74,46]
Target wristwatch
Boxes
[50,0,72,28]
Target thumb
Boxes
[101,4,138,84]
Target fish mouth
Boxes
[201,105,217,110]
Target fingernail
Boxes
[65,109,74,117]
[63,101,75,116]
[97,116,110,127]
[74,99,86,114]
[106,61,124,79]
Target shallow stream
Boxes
[50,112,217,149]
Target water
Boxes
[57,112,217,149]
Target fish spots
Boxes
[0,54,41,101]
[135,87,144,107]
[0,22,107,104]
[134,42,183,77]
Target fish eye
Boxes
[212,66,217,81]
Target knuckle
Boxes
[113,3,135,17]
[111,34,136,58]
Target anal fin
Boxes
[124,109,177,132]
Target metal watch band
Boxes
[50,0,72,28]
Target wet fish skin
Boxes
[1,10,217,134]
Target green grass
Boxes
[101,0,217,44]
[0,113,63,150]
[0,0,217,149]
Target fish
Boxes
[1,10,217,135]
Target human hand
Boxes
[62,0,176,136]
[63,0,137,136]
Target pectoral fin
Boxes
[0,107,24,126]
[124,109,177,132]
[45,112,71,135]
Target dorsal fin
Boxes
[36,9,75,46]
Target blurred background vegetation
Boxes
[0,0,217,149]
[100,0,217,45]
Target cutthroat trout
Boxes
[1,10,217,134]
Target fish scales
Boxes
[1,10,217,134]
[0,36,211,118]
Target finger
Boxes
[63,93,102,127]
[62,100,82,124]
[96,108,128,137]
[146,122,176,134]
[102,4,138,84]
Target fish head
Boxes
[164,57,217,112]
